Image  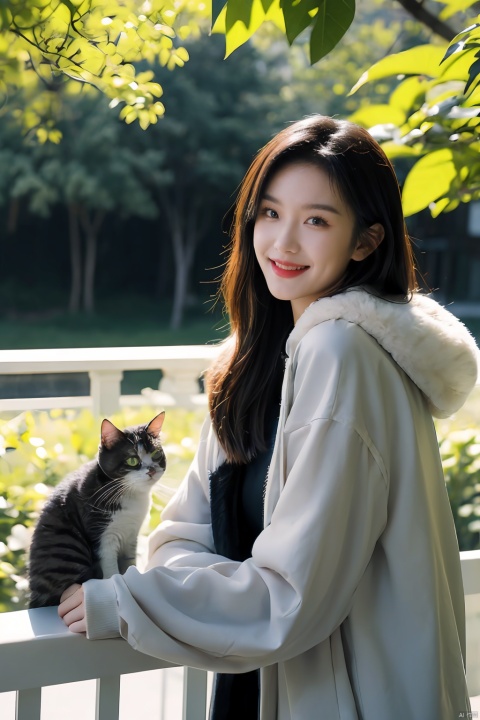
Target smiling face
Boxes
[253,161,372,323]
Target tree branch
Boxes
[394,0,458,42]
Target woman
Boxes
[59,116,478,719]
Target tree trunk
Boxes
[79,207,104,314]
[68,203,82,314]
[169,208,189,330]
[156,228,171,301]
[161,193,200,330]
[171,254,190,330]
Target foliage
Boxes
[348,27,480,216]
[253,0,429,122]
[0,405,205,611]
[0,0,384,137]
[0,0,209,138]
[212,0,355,64]
[343,2,480,217]
[439,428,480,551]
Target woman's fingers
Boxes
[59,583,82,606]
[62,602,84,626]
[68,618,87,634]
[58,584,87,634]
[58,584,84,620]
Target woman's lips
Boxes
[269,259,308,278]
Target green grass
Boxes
[0,297,229,350]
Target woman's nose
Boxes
[273,221,299,253]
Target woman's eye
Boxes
[126,457,140,467]
[151,450,163,461]
[307,216,327,227]
[258,207,278,219]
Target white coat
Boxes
[84,288,479,719]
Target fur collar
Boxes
[286,288,479,418]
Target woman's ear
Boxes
[351,223,385,262]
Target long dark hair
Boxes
[208,115,417,464]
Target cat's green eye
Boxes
[151,450,163,461]
[126,457,140,467]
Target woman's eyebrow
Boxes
[303,203,341,215]
[262,193,281,204]
[262,193,341,215]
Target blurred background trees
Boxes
[1,0,480,335]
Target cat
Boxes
[28,411,166,608]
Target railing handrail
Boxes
[0,345,221,375]
[0,606,174,694]
[0,344,223,416]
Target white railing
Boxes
[0,552,478,720]
[0,605,209,720]
[0,345,222,416]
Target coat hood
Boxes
[286,288,479,418]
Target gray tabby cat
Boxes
[28,412,166,608]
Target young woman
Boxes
[59,116,478,719]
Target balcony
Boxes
[0,346,479,718]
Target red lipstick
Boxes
[270,259,308,278]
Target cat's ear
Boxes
[101,419,125,449]
[146,411,165,438]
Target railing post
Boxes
[95,676,121,720]
[183,667,208,720]
[160,368,201,407]
[16,687,41,720]
[89,371,124,417]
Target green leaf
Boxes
[430,197,450,218]
[280,0,318,46]
[59,0,77,19]
[465,57,480,94]
[389,76,429,113]
[224,0,283,56]
[402,149,457,216]
[310,0,355,64]
[350,45,445,95]
[350,104,405,127]
[212,0,228,26]
[380,142,423,160]
[463,82,480,105]
[441,45,480,83]
[440,0,480,21]
[226,0,254,33]
[442,38,469,64]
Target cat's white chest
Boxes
[98,494,150,578]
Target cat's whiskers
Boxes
[90,478,120,503]
[90,479,129,510]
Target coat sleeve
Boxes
[83,415,388,673]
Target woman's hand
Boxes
[58,583,86,634]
